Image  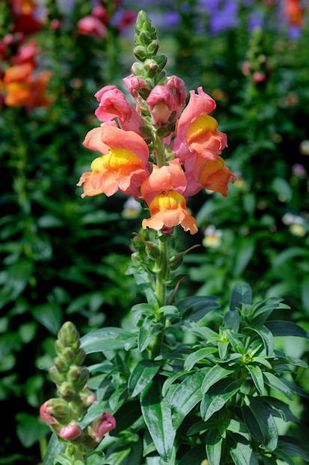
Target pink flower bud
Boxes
[40,401,58,426]
[78,16,107,39]
[166,75,186,109]
[59,422,82,440]
[146,85,176,125]
[252,71,266,83]
[88,412,116,442]
[123,74,150,98]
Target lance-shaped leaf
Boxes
[81,327,136,353]
[170,370,206,428]
[141,382,176,461]
[230,438,258,465]
[184,348,217,371]
[248,397,278,451]
[128,360,160,397]
[200,379,241,422]
[202,365,233,394]
[230,283,252,311]
[206,429,223,465]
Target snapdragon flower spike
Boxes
[95,85,143,134]
[78,124,149,198]
[141,159,197,234]
[173,87,227,162]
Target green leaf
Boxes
[248,397,278,451]
[170,370,206,428]
[43,434,64,465]
[81,328,136,353]
[184,347,217,371]
[202,365,233,394]
[263,397,297,422]
[141,382,176,460]
[32,304,62,335]
[162,370,188,397]
[200,379,241,422]
[16,413,49,448]
[128,361,160,397]
[233,238,255,277]
[250,326,273,356]
[230,439,258,465]
[252,298,288,325]
[265,320,307,337]
[264,372,293,399]
[177,296,220,321]
[246,365,265,395]
[224,311,240,332]
[278,437,309,462]
[179,447,205,465]
[230,283,252,311]
[206,429,223,465]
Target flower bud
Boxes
[49,366,65,384]
[59,421,82,440]
[58,322,80,347]
[88,412,116,442]
[68,366,89,390]
[123,74,150,98]
[54,356,68,372]
[73,348,86,365]
[57,382,75,401]
[40,400,58,426]
[147,85,175,125]
[40,398,71,425]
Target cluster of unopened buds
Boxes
[39,322,116,451]
[78,11,235,235]
[0,1,52,108]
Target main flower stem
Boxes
[151,235,170,358]
[155,237,169,306]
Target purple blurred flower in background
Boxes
[198,0,239,34]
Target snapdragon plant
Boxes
[41,12,308,465]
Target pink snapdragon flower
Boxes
[173,87,227,161]
[78,124,149,198]
[95,85,143,134]
[88,412,117,442]
[123,73,150,98]
[78,16,107,38]
[141,159,197,234]
[146,76,186,125]
[184,154,236,197]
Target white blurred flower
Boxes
[202,225,222,248]
[122,197,142,219]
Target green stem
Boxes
[155,236,169,306]
[151,235,170,357]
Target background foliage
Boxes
[0,0,308,464]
